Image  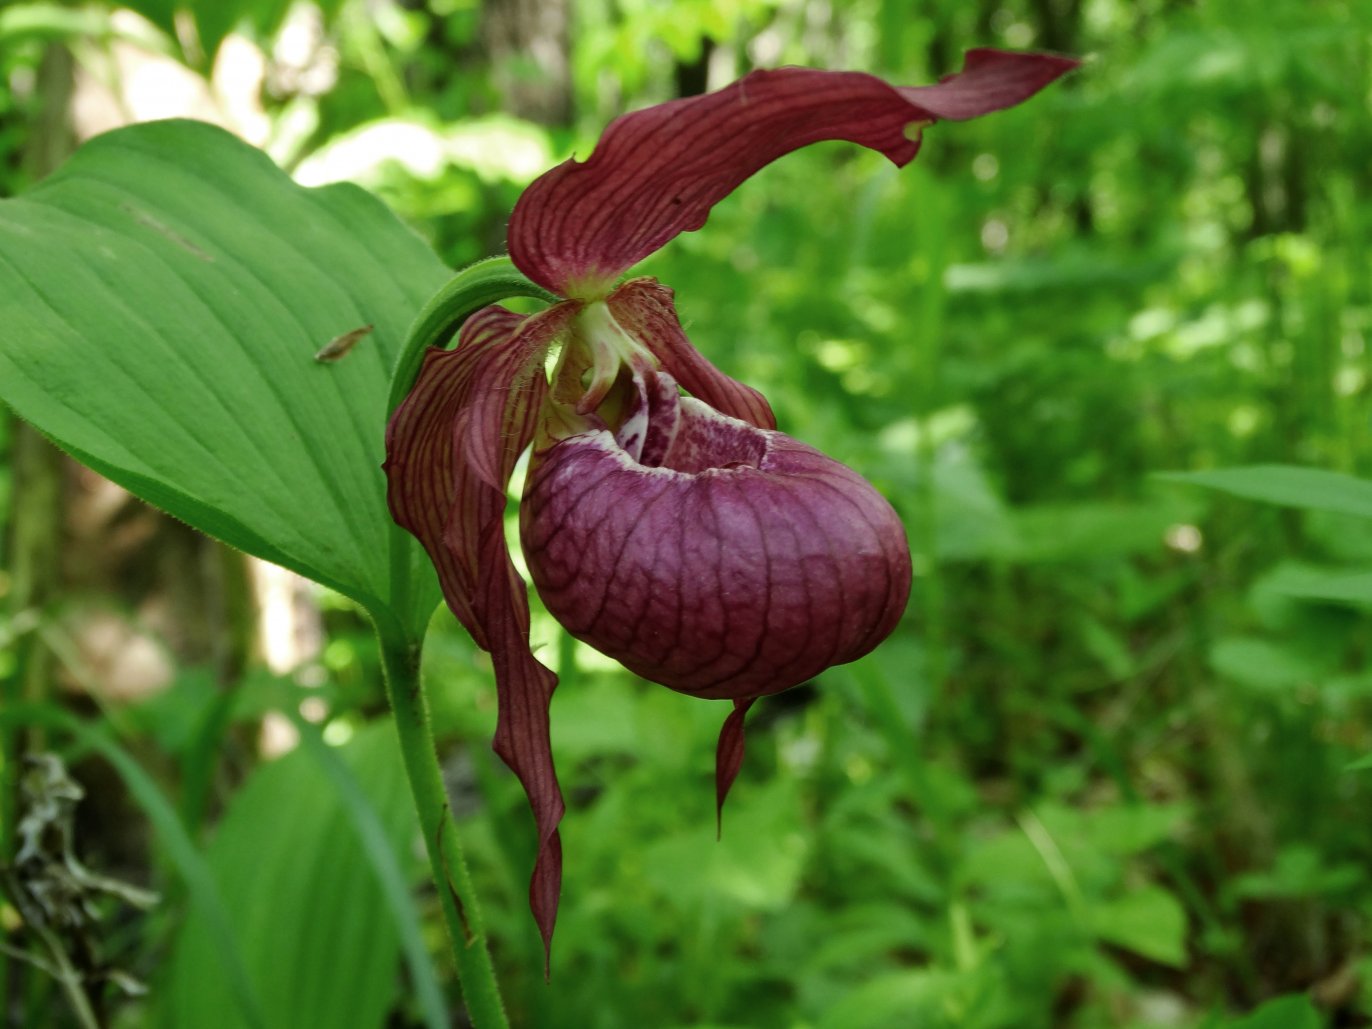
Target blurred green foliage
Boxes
[1,0,1370,1027]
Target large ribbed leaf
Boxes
[158,723,419,1029]
[1160,465,1372,520]
[0,119,447,634]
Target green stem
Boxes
[374,620,509,1029]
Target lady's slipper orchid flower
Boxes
[385,47,1078,963]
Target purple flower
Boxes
[384,48,1078,962]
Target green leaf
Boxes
[638,777,808,911]
[1279,570,1372,606]
[997,497,1198,563]
[0,3,127,46]
[1209,636,1324,693]
[285,705,449,1029]
[1089,885,1188,968]
[815,969,966,1029]
[1231,844,1364,900]
[0,120,450,636]
[159,723,418,1029]
[1159,465,1372,520]
[1222,994,1325,1029]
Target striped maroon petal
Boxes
[386,306,522,644]
[508,48,1079,297]
[607,278,776,430]
[383,301,576,967]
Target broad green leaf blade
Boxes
[285,705,449,1029]
[1279,570,1372,606]
[160,723,417,1029]
[815,969,964,1029]
[1222,994,1325,1029]
[0,3,125,46]
[1209,636,1324,693]
[0,119,447,635]
[1159,465,1372,520]
[1088,885,1188,968]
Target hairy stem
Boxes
[375,622,509,1029]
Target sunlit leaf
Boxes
[0,119,449,635]
[997,498,1198,563]
[1089,885,1188,968]
[1278,570,1372,607]
[815,968,966,1029]
[1209,636,1325,693]
[638,777,807,911]
[1221,994,1325,1029]
[1160,466,1372,520]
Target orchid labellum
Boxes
[384,48,1078,963]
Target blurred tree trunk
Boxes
[2,423,63,813]
[1,44,75,831]
[2,38,76,788]
[2,41,76,1029]
[1027,0,1083,53]
[674,39,713,98]
[480,0,572,124]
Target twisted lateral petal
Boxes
[607,279,776,430]
[520,381,912,702]
[385,304,572,643]
[508,48,1079,296]
[387,307,520,645]
[384,301,575,966]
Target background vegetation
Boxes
[1,0,1369,1026]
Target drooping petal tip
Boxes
[509,48,1079,296]
[715,698,757,837]
[384,303,576,965]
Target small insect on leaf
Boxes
[314,324,374,362]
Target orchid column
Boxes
[385,47,1079,966]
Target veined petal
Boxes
[385,303,572,643]
[509,48,1079,296]
[481,519,564,973]
[607,279,776,430]
[896,46,1079,119]
[385,306,522,646]
[460,304,575,491]
[384,302,574,966]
